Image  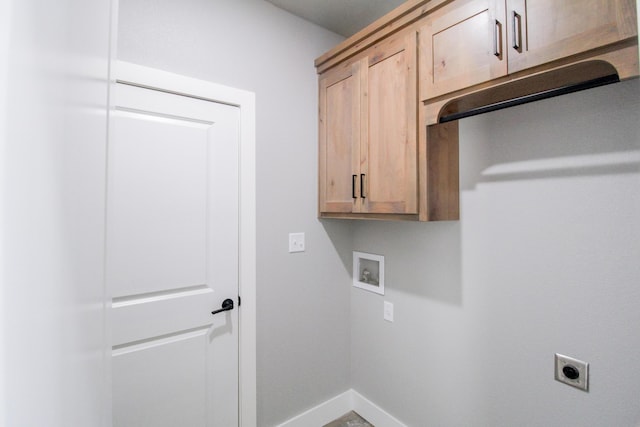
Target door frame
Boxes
[111,60,257,427]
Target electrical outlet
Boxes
[384,301,394,322]
[555,353,589,391]
[288,232,305,253]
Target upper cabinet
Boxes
[419,0,507,101]
[316,0,638,221]
[318,60,361,214]
[507,0,638,74]
[319,32,419,218]
[420,0,638,101]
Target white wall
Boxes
[351,79,640,426]
[1,0,112,425]
[117,1,351,425]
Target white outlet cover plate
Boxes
[384,301,394,322]
[288,232,305,253]
[555,353,589,391]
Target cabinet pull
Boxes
[512,11,521,50]
[352,174,357,199]
[360,174,366,199]
[493,19,501,57]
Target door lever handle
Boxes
[211,298,234,315]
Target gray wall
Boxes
[118,1,640,426]
[2,0,111,425]
[117,1,350,425]
[351,79,640,426]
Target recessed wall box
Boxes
[353,251,384,295]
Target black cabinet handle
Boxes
[512,11,521,50]
[360,174,366,199]
[211,298,234,316]
[493,19,501,57]
[352,174,357,199]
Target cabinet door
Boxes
[419,0,507,101]
[319,61,361,213]
[506,0,638,73]
[362,32,418,214]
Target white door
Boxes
[107,81,240,426]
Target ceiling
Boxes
[265,0,406,38]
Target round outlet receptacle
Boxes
[562,365,580,380]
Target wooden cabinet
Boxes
[318,61,361,214]
[319,32,418,218]
[317,0,637,221]
[419,0,507,101]
[420,0,638,101]
[507,0,637,74]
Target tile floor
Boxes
[323,411,374,427]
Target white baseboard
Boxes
[276,389,406,427]
[275,390,352,427]
[351,390,406,427]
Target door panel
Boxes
[319,62,361,213]
[364,33,418,214]
[108,83,239,426]
[507,0,638,73]
[419,0,507,100]
[109,110,208,297]
[113,331,208,427]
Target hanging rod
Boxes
[439,74,620,123]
